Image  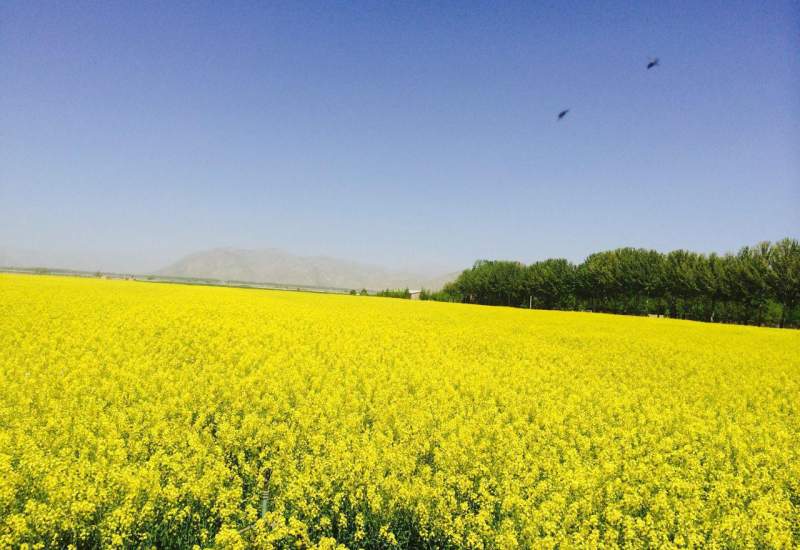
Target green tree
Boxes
[731,244,772,324]
[524,259,576,310]
[445,237,798,328]
[767,238,800,328]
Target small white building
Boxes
[409,289,422,300]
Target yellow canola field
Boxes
[1,273,799,549]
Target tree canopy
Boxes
[433,239,800,328]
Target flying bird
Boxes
[646,57,660,70]
[557,109,569,120]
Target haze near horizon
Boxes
[1,1,798,274]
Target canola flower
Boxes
[0,273,799,549]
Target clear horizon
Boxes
[2,1,798,274]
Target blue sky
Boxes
[1,1,798,273]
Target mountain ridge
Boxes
[157,247,456,291]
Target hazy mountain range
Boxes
[1,246,457,291]
[157,248,456,291]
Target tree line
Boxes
[425,238,799,328]
[350,288,412,298]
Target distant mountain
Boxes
[0,247,51,269]
[157,248,456,291]
[0,246,157,274]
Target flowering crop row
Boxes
[1,274,798,548]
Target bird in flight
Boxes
[647,57,660,70]
[557,109,569,120]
